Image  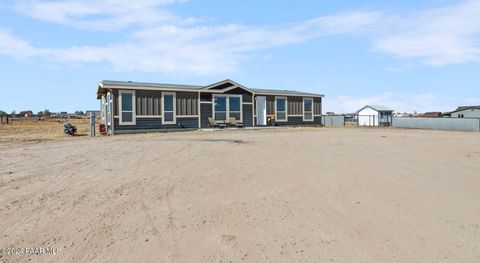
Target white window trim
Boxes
[119,90,136,125]
[275,96,288,122]
[212,94,243,122]
[162,92,176,125]
[303,98,314,122]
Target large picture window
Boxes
[275,97,287,121]
[162,92,176,124]
[303,98,313,121]
[119,90,135,125]
[213,95,242,122]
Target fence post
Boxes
[90,112,96,137]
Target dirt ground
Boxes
[0,127,479,262]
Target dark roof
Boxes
[98,79,324,98]
[100,80,203,90]
[452,106,480,112]
[420,112,443,118]
[252,88,322,97]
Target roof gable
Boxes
[453,106,480,112]
[201,79,254,93]
[357,105,393,113]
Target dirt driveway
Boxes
[1,128,479,262]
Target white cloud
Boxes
[0,28,45,57]
[373,0,480,65]
[0,10,381,75]
[13,0,191,31]
[2,0,480,75]
[324,92,460,113]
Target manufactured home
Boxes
[97,79,323,134]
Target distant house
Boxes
[420,112,443,118]
[450,106,480,118]
[357,105,394,126]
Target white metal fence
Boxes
[392,117,480,132]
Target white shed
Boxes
[357,105,394,126]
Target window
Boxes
[275,97,287,121]
[162,92,176,124]
[229,96,241,121]
[119,90,135,125]
[213,95,242,122]
[303,98,313,121]
[214,96,227,121]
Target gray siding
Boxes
[288,96,303,115]
[208,82,234,90]
[113,89,199,116]
[113,89,119,116]
[136,90,161,116]
[263,95,322,126]
[314,97,322,115]
[276,116,322,126]
[243,104,253,127]
[114,117,198,132]
[200,103,213,128]
[176,92,198,116]
[200,92,212,102]
[266,96,275,115]
[224,87,253,103]
[110,87,322,132]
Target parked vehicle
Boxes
[63,122,77,136]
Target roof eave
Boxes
[253,92,324,97]
[98,80,325,98]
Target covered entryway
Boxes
[256,96,266,126]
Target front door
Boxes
[256,96,266,125]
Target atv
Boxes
[63,122,77,136]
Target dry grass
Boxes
[0,118,91,146]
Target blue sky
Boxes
[0,0,479,113]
